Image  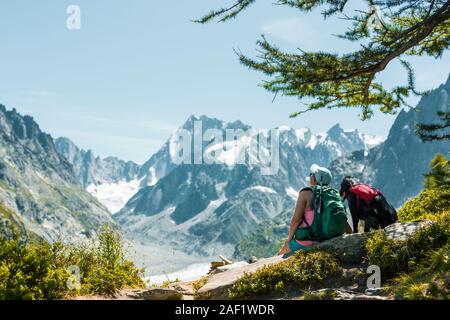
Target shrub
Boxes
[365,214,450,278]
[228,250,341,299]
[157,278,181,289]
[398,186,450,222]
[0,237,69,300]
[423,153,450,189]
[0,227,145,300]
[66,227,145,296]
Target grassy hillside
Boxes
[0,203,39,241]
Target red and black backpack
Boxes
[350,184,381,203]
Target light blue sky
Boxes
[0,0,449,163]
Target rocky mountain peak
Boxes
[330,73,450,207]
[55,136,141,191]
[180,115,253,133]
[0,105,114,242]
[225,119,251,131]
[327,123,344,137]
[445,73,450,87]
[0,106,77,183]
[181,115,224,132]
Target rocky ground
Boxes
[73,221,430,301]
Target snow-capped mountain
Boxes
[56,114,383,219]
[55,137,141,213]
[137,115,253,186]
[0,104,384,270]
[0,106,114,242]
[114,115,383,258]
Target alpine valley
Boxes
[0,75,449,276]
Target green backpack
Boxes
[295,185,347,242]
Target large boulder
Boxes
[384,221,432,241]
[196,221,431,299]
[317,221,431,264]
[315,233,371,265]
[196,255,284,299]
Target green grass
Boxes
[228,250,341,299]
[153,278,181,289]
[390,242,450,299]
[0,227,145,300]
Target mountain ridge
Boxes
[235,74,450,260]
[114,115,383,261]
[330,74,450,207]
[0,105,115,242]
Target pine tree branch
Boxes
[197,0,450,123]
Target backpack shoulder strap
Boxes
[297,187,317,227]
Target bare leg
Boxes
[278,242,291,255]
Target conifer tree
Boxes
[424,152,450,188]
[197,1,450,130]
[416,110,450,141]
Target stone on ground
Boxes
[196,221,431,300]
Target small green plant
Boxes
[0,237,71,300]
[424,153,450,189]
[192,276,208,293]
[398,186,450,222]
[192,275,209,299]
[228,250,341,299]
[0,227,145,300]
[299,289,338,300]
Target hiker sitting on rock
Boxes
[279,165,351,256]
[340,177,398,233]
